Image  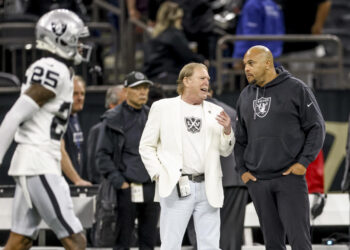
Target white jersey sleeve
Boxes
[9,57,73,176]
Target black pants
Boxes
[220,187,249,250]
[114,183,160,250]
[247,174,311,250]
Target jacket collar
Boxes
[105,102,149,133]
[105,104,124,132]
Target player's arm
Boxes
[61,138,92,186]
[0,84,55,164]
[25,83,55,106]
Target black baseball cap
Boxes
[124,71,153,88]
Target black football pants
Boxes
[246,174,312,250]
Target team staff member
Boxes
[96,71,159,250]
[139,62,234,250]
[62,75,91,186]
[86,85,125,184]
[207,90,249,250]
[63,75,86,178]
[235,45,325,249]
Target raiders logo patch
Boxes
[253,97,271,118]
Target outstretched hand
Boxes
[216,110,231,135]
[283,163,307,176]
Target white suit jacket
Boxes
[139,96,234,208]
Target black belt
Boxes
[182,173,205,183]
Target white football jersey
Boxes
[9,57,73,176]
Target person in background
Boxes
[280,0,331,87]
[305,151,325,193]
[96,71,160,250]
[207,89,249,250]
[146,83,166,107]
[25,0,89,20]
[61,75,92,186]
[147,0,217,60]
[0,9,92,249]
[235,45,325,249]
[61,140,92,186]
[233,0,285,60]
[63,75,87,180]
[143,1,206,85]
[139,62,234,249]
[87,85,126,184]
[105,85,127,109]
[126,0,149,21]
[173,0,217,60]
[187,88,249,250]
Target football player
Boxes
[0,9,92,250]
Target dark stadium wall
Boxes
[0,90,349,192]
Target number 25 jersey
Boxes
[9,57,73,176]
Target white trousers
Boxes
[159,181,220,250]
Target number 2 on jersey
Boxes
[50,102,71,140]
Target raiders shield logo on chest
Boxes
[253,97,271,118]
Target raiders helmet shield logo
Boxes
[51,22,67,37]
[253,97,271,118]
[185,117,202,133]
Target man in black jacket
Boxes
[95,71,159,250]
[87,85,125,184]
[235,45,325,249]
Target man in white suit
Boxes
[139,62,234,249]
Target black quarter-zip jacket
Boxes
[234,67,326,179]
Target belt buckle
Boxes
[190,175,196,182]
[183,174,202,182]
[192,174,200,182]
